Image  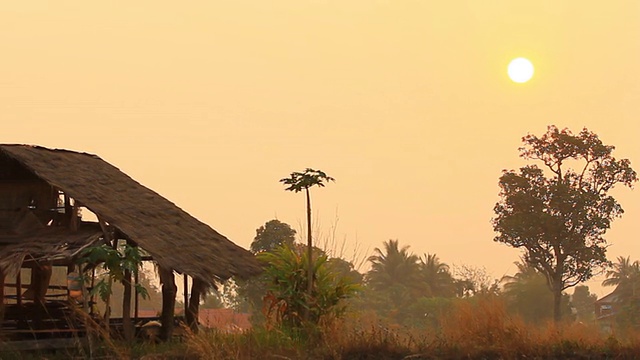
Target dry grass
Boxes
[4,298,640,359]
[176,298,640,359]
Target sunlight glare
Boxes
[508,58,534,83]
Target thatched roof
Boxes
[0,145,261,283]
[0,221,104,277]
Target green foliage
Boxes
[603,256,640,330]
[366,240,422,299]
[326,257,363,285]
[615,300,640,331]
[251,219,297,254]
[451,264,499,298]
[571,285,597,322]
[602,256,640,294]
[501,262,573,323]
[258,245,358,328]
[76,243,148,302]
[280,169,335,325]
[279,168,335,193]
[236,220,298,316]
[421,254,456,298]
[362,240,463,325]
[493,125,637,320]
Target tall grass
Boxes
[5,297,640,359]
[181,296,640,359]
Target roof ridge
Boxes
[0,144,100,159]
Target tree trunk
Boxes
[159,266,176,341]
[306,187,313,322]
[553,282,562,322]
[186,277,205,332]
[122,268,133,342]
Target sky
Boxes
[2,1,639,297]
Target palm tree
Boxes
[420,254,455,297]
[501,261,560,323]
[603,256,640,299]
[366,240,422,313]
[366,240,422,302]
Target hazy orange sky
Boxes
[2,1,638,296]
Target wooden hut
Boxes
[0,144,260,341]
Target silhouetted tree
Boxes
[571,285,597,322]
[602,256,640,329]
[420,254,455,298]
[493,126,637,322]
[366,239,422,309]
[237,220,297,315]
[251,219,297,254]
[453,264,499,298]
[603,256,640,295]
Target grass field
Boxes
[2,297,639,359]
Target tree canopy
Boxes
[493,125,637,321]
[250,219,297,254]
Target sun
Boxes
[508,57,534,83]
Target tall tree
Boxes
[602,256,640,309]
[420,254,455,298]
[280,168,334,321]
[251,219,297,254]
[366,239,422,307]
[493,126,637,322]
[235,220,297,315]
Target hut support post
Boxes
[134,270,139,323]
[16,269,22,307]
[183,275,188,315]
[159,266,176,341]
[98,217,116,333]
[186,277,205,332]
[77,264,95,360]
[122,267,133,341]
[0,268,4,323]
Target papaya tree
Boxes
[280,168,334,321]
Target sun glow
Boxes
[508,58,534,83]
